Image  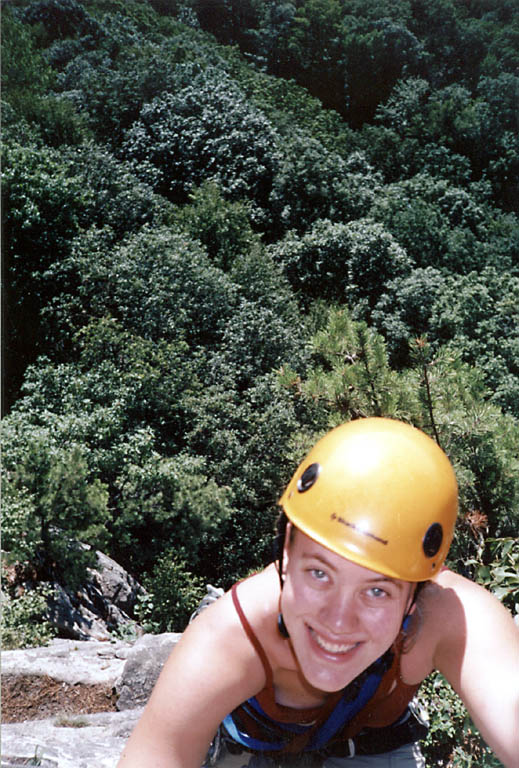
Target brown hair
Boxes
[401,581,427,653]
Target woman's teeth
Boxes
[311,629,357,654]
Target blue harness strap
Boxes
[222,713,286,752]
[222,655,389,754]
[306,665,385,750]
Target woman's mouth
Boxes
[309,627,359,655]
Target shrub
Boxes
[270,218,411,311]
[466,538,519,616]
[419,672,503,767]
[1,584,56,650]
[2,428,110,589]
[138,555,205,633]
[121,69,279,220]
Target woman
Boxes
[117,418,518,768]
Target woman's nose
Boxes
[319,589,360,634]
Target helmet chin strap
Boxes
[402,582,423,632]
[278,612,290,638]
[277,571,290,638]
[275,518,292,638]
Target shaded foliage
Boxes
[3,8,519,762]
[2,22,518,766]
[268,137,381,236]
[269,218,411,310]
[120,69,280,222]
[1,134,173,408]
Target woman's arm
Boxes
[431,570,519,768]
[117,590,267,768]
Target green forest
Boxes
[2,0,518,763]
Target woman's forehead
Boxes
[288,528,409,587]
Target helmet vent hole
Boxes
[297,463,321,493]
[423,523,443,558]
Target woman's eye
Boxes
[368,586,387,599]
[310,568,327,581]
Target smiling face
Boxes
[280,527,413,693]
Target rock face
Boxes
[1,637,133,686]
[1,633,181,767]
[1,582,225,767]
[1,710,144,768]
[47,550,145,641]
[115,632,180,710]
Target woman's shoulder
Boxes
[160,565,281,703]
[125,567,282,762]
[232,563,282,607]
[183,563,282,654]
[230,564,288,648]
[401,569,487,682]
[406,568,516,675]
[230,564,297,671]
[422,567,497,614]
[416,567,495,644]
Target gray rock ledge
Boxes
[1,633,182,767]
[1,709,143,768]
[1,638,133,687]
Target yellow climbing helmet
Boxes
[279,418,458,581]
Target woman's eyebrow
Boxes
[300,552,337,569]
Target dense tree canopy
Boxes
[2,5,518,758]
